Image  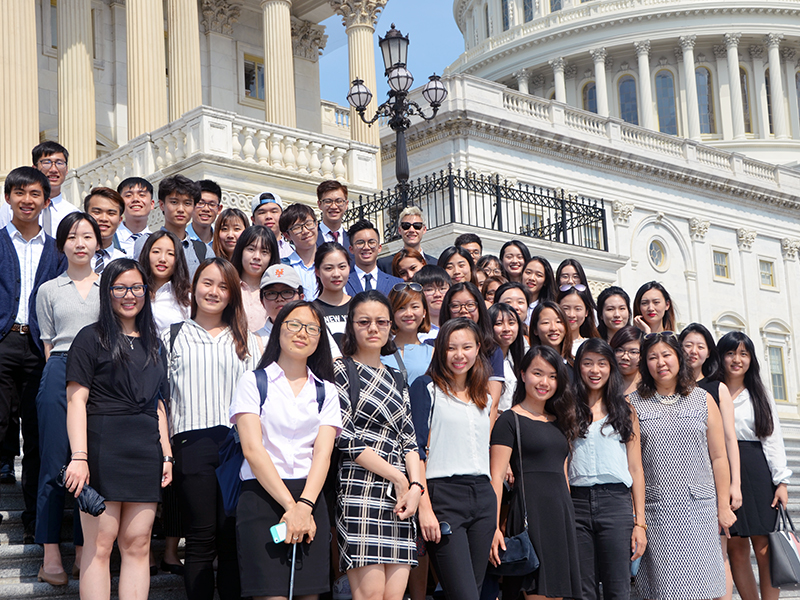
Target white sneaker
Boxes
[332,574,352,600]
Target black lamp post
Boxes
[346,24,447,207]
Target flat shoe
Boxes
[38,566,68,586]
[159,560,185,576]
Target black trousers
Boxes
[571,483,634,600]
[173,426,240,600]
[0,331,43,528]
[427,475,497,600]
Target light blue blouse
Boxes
[381,343,434,386]
[568,415,633,488]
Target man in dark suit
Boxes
[315,180,350,249]
[346,219,403,296]
[376,206,437,274]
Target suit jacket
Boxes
[376,250,438,276]
[345,268,403,297]
[316,225,350,250]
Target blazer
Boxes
[345,268,403,297]
[316,225,350,250]
[376,250,438,276]
[0,228,67,355]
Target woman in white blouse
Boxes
[140,230,191,333]
[718,332,791,600]
[231,300,341,599]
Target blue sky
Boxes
[318,1,465,106]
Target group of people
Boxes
[0,140,790,600]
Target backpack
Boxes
[191,238,207,262]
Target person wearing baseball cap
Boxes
[251,191,293,260]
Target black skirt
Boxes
[87,413,162,503]
[236,478,330,597]
[731,440,779,537]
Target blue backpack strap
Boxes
[254,369,269,410]
[314,379,325,413]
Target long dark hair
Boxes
[573,338,633,442]
[341,291,397,357]
[256,300,334,382]
[523,256,556,303]
[139,230,191,308]
[428,319,490,410]
[529,300,574,363]
[98,259,160,366]
[440,282,497,355]
[499,240,531,280]
[633,281,676,332]
[488,302,525,371]
[212,208,250,259]
[513,345,580,443]
[437,246,476,284]
[314,241,351,295]
[637,332,695,398]
[717,332,774,438]
[557,285,599,340]
[679,323,719,379]
[597,286,631,340]
[231,225,280,278]
[191,258,251,361]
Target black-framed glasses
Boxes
[288,220,317,235]
[320,198,347,207]
[400,222,424,231]
[392,282,423,293]
[353,239,379,249]
[38,159,67,169]
[196,199,220,209]
[110,284,147,298]
[644,331,676,340]
[559,283,587,293]
[614,348,641,357]
[283,319,321,337]
[263,289,298,301]
[449,301,478,313]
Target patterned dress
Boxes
[630,387,726,600]
[334,360,419,571]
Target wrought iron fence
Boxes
[343,164,608,251]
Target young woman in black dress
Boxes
[489,345,582,599]
[64,258,172,600]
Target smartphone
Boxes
[270,522,287,544]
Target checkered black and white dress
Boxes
[630,387,726,600]
[334,360,419,572]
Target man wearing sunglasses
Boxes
[346,219,403,297]
[377,207,437,273]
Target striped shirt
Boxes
[36,273,101,353]
[7,222,46,325]
[162,319,261,437]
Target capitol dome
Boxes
[446,0,800,165]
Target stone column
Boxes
[680,35,701,140]
[127,0,168,139]
[549,58,567,103]
[0,1,39,176]
[765,33,788,139]
[725,33,746,140]
[514,69,530,95]
[261,0,296,128]
[750,45,770,139]
[590,48,609,117]
[167,0,203,121]
[713,44,733,140]
[330,0,388,148]
[634,41,654,130]
[201,0,241,110]
[782,48,799,138]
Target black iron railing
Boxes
[344,164,608,251]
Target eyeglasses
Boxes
[283,319,321,337]
[449,301,479,313]
[644,331,676,340]
[354,318,392,329]
[353,239,379,249]
[196,200,220,209]
[614,348,641,358]
[482,267,503,277]
[263,289,298,301]
[422,284,450,295]
[288,220,317,235]
[38,159,67,169]
[110,284,147,298]
[400,222,424,231]
[559,283,587,292]
[392,282,423,293]
[320,198,347,207]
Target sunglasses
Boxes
[644,331,676,340]
[559,283,587,292]
[400,222,424,231]
[392,282,423,293]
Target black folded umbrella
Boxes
[58,466,106,517]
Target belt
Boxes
[50,351,69,357]
[10,324,30,334]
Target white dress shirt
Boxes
[152,283,191,334]
[0,194,79,237]
[319,221,345,244]
[733,387,792,484]
[116,222,151,257]
[230,362,342,481]
[7,222,46,325]
[91,244,128,272]
[353,264,380,292]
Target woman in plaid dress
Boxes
[335,291,425,600]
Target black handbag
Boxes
[487,411,540,577]
[769,504,800,589]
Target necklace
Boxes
[519,403,547,420]
[124,334,136,350]
[658,392,681,405]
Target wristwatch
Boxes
[163,456,175,464]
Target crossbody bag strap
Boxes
[513,411,529,528]
[426,385,437,458]
[393,349,409,384]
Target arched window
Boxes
[695,67,716,134]
[484,4,490,38]
[583,82,597,113]
[502,0,510,31]
[618,75,639,125]
[551,0,562,11]
[523,0,534,21]
[766,68,774,135]
[655,70,677,135]
[740,67,752,134]
[549,90,556,100]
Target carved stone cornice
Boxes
[781,48,796,63]
[564,64,578,79]
[291,16,327,62]
[765,33,784,49]
[201,0,241,36]
[329,0,388,29]
[724,33,742,49]
[589,48,607,63]
[782,238,800,260]
[513,68,531,84]
[689,217,709,241]
[634,40,650,57]
[612,200,634,225]
[679,35,696,52]
[737,228,757,251]
[713,46,726,60]
[749,45,765,60]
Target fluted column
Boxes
[261,0,296,128]
[765,33,788,139]
[127,0,168,138]
[634,41,654,130]
[167,0,202,121]
[590,48,609,117]
[0,1,38,177]
[549,58,567,103]
[725,33,746,140]
[514,69,530,95]
[680,35,701,141]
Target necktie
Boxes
[130,232,142,242]
[94,251,105,274]
[331,230,339,243]
[364,273,373,291]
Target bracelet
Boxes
[70,457,88,462]
[71,451,87,458]
[297,497,316,510]
[163,456,175,464]
[634,522,647,531]
[410,481,426,496]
